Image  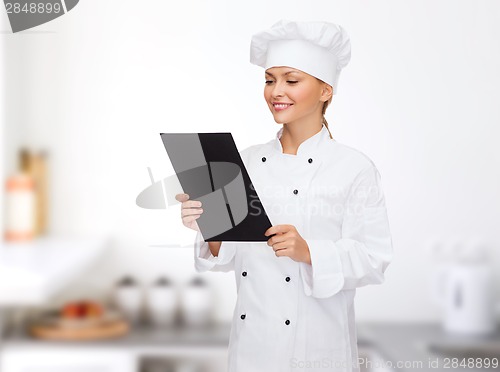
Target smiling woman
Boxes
[263,67,333,154]
[177,19,393,372]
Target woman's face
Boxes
[264,66,331,125]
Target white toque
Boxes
[250,20,351,94]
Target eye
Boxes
[287,80,298,84]
[265,80,274,85]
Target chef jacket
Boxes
[193,124,393,372]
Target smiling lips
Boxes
[272,102,293,112]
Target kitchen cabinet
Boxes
[8,321,490,372]
[357,322,500,372]
[1,348,136,372]
[0,323,230,372]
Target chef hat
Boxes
[250,20,351,94]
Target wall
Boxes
[1,0,500,323]
[0,2,5,234]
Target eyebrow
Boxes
[265,70,299,77]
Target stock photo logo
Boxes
[136,163,249,240]
[3,0,79,33]
[136,133,272,242]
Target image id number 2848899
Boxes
[5,2,62,14]
[443,357,498,369]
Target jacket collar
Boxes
[272,124,331,156]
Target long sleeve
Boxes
[299,165,394,298]
[193,231,237,273]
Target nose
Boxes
[271,80,286,98]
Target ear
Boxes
[320,83,333,102]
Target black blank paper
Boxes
[160,132,272,242]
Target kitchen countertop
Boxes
[357,322,500,372]
[1,322,232,355]
[2,321,500,370]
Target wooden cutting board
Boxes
[29,319,129,341]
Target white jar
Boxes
[114,276,143,325]
[146,277,178,327]
[180,277,212,327]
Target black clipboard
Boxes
[160,132,272,242]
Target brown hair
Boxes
[322,96,334,139]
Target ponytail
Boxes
[322,97,334,139]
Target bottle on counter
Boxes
[4,149,36,241]
[4,148,49,242]
[30,150,49,236]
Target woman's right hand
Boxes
[175,193,203,232]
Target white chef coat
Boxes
[193,124,393,372]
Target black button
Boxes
[308,158,313,163]
[293,189,298,195]
[285,319,290,325]
[285,276,291,282]
[262,157,266,162]
[241,314,246,320]
[242,271,247,277]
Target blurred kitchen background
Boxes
[1,0,500,371]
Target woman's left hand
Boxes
[264,225,311,264]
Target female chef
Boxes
[175,20,393,372]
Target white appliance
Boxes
[432,242,496,334]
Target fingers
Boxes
[176,194,203,214]
[266,231,288,247]
[274,247,288,257]
[181,206,203,217]
[176,194,203,230]
[176,194,202,210]
[271,241,289,252]
[265,224,295,236]
[183,215,201,223]
[182,200,202,210]
[267,227,302,260]
[175,193,189,202]
[267,231,298,256]
[181,199,203,219]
